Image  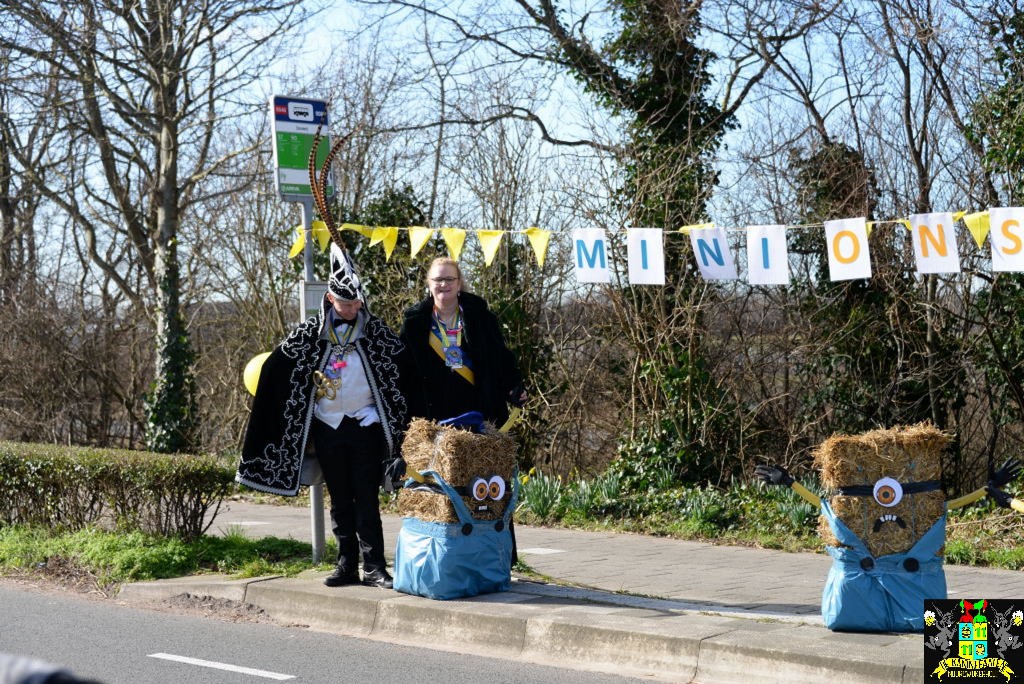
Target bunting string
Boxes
[287,208,1024,284]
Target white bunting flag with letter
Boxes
[572,228,611,283]
[989,207,1024,273]
[689,225,738,280]
[824,217,871,281]
[627,228,665,285]
[745,224,790,286]
[910,212,961,274]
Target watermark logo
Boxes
[925,599,1023,680]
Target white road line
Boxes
[518,547,566,555]
[148,653,295,680]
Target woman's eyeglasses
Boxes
[430,277,458,284]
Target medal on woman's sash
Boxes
[444,345,463,369]
[433,307,464,369]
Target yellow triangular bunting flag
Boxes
[477,230,504,267]
[866,221,874,238]
[441,227,467,260]
[382,227,399,261]
[408,226,435,258]
[312,220,330,252]
[368,226,400,260]
[288,226,305,259]
[524,226,551,268]
[962,211,991,248]
[953,210,966,222]
[899,219,911,232]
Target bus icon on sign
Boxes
[288,102,314,122]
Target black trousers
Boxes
[311,416,387,573]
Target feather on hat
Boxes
[308,115,365,304]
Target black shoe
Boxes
[324,567,360,587]
[362,569,393,589]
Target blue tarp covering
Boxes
[820,500,947,632]
[393,468,518,600]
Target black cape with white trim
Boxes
[237,294,407,496]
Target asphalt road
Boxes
[0,583,650,684]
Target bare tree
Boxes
[0,0,310,451]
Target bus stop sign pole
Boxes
[270,94,331,564]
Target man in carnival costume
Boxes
[237,127,407,589]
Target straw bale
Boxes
[397,488,459,523]
[401,419,442,472]
[814,422,946,488]
[812,423,949,558]
[398,418,518,524]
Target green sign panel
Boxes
[270,95,333,201]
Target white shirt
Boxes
[314,313,381,429]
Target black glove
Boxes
[383,457,407,488]
[986,484,1014,509]
[508,384,527,408]
[754,463,794,487]
[990,457,1023,489]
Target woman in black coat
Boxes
[399,257,526,426]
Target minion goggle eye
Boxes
[872,477,902,507]
[466,474,507,501]
[488,475,506,500]
[837,476,940,506]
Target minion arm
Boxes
[790,481,822,508]
[985,484,1024,514]
[947,488,986,510]
[754,463,821,507]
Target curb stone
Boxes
[117,573,925,682]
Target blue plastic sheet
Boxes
[820,500,947,632]
[393,468,518,600]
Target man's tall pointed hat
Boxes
[308,116,366,304]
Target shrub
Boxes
[0,441,234,539]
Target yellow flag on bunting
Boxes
[866,221,874,238]
[899,219,911,232]
[524,226,551,267]
[288,226,305,258]
[408,226,435,258]
[477,230,504,266]
[369,226,399,260]
[312,220,331,252]
[441,227,467,260]
[962,211,991,248]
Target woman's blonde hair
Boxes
[427,257,469,292]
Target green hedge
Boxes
[0,442,235,539]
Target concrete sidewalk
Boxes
[117,499,1024,682]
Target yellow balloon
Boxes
[243,352,272,396]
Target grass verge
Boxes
[0,524,324,591]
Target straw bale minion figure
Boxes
[392,413,520,600]
[755,423,1021,632]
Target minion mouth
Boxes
[873,514,907,533]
